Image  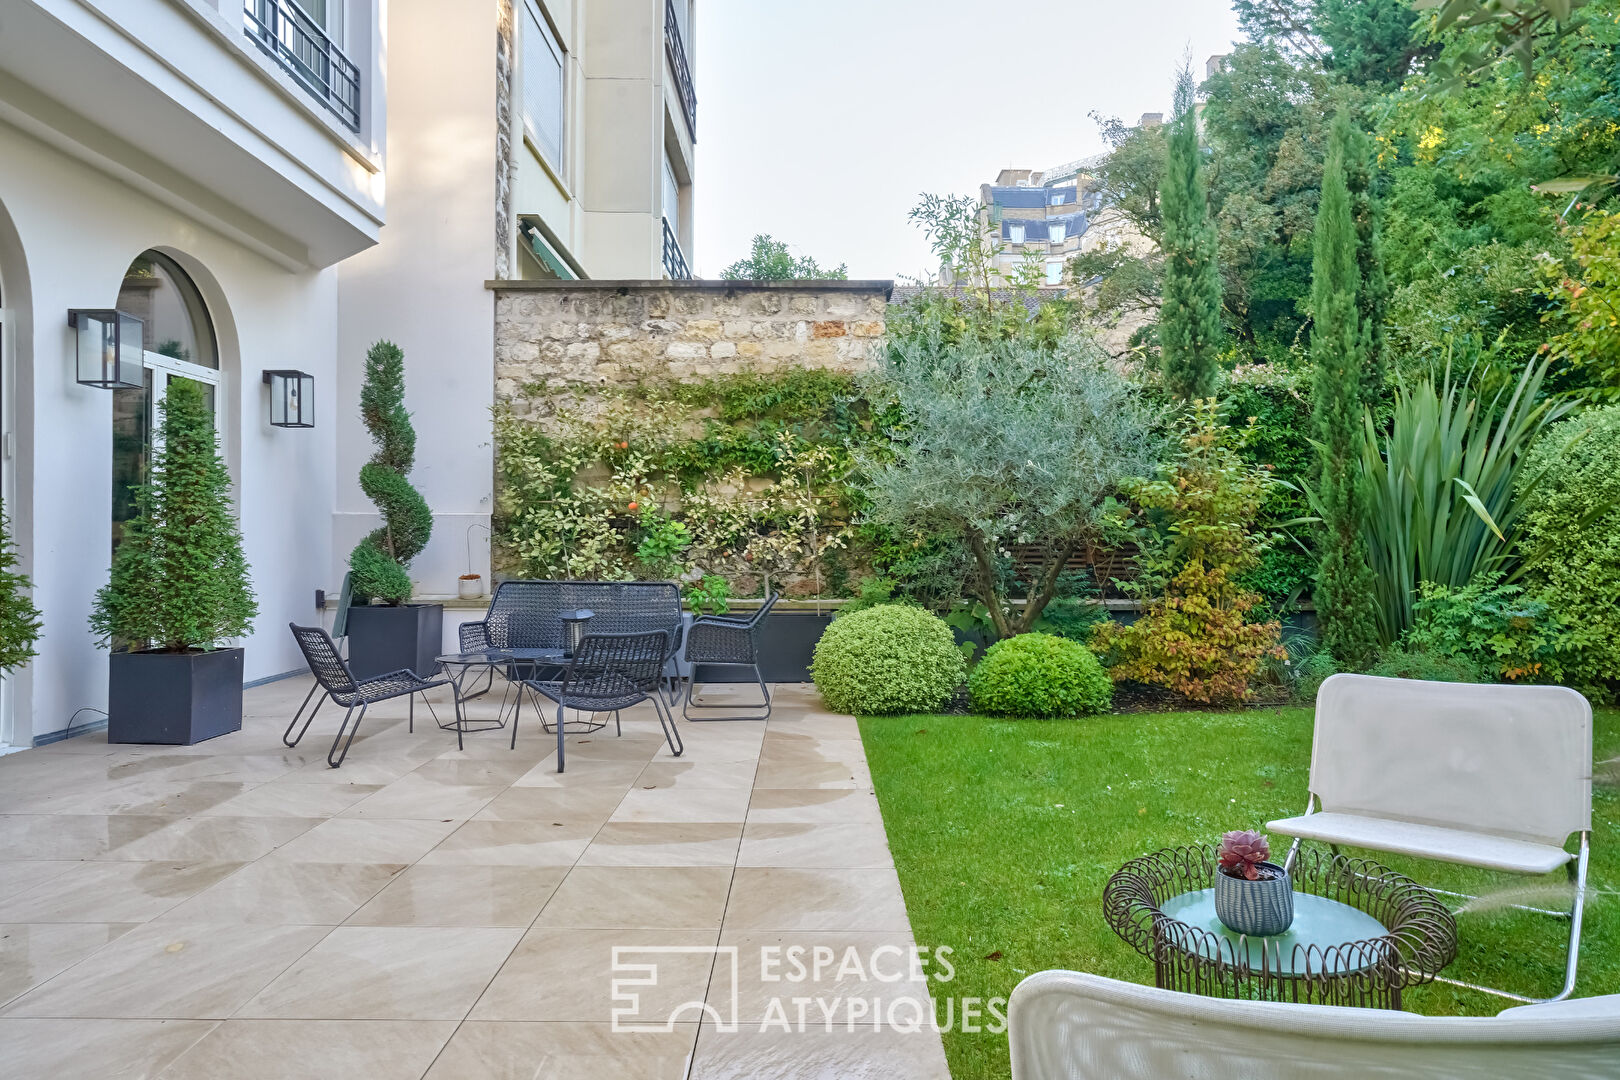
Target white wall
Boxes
[0,122,340,741]
[335,0,497,599]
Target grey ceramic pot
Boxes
[1213,861,1294,936]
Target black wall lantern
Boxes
[263,370,315,428]
[69,309,144,389]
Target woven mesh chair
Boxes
[683,592,776,722]
[520,630,682,773]
[286,623,451,767]
[461,580,686,699]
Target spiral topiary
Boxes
[810,604,964,715]
[349,340,432,604]
[969,632,1112,718]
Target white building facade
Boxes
[0,0,384,745]
[0,0,696,747]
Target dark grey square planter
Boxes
[108,647,244,745]
[692,610,833,684]
[347,602,444,680]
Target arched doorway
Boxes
[111,251,222,551]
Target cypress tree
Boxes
[350,340,433,604]
[1159,63,1223,402]
[91,378,257,651]
[1310,110,1381,668]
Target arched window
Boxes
[111,251,222,549]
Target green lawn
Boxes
[860,705,1620,1080]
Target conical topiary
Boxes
[0,503,41,672]
[349,340,432,604]
[91,378,257,651]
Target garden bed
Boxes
[859,705,1620,1080]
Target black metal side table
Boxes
[1103,846,1457,1009]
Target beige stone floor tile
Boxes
[2,921,328,1018]
[746,788,885,825]
[472,784,626,824]
[0,861,80,903]
[339,774,505,821]
[45,780,251,818]
[0,923,135,1005]
[751,758,872,791]
[410,756,537,787]
[563,731,667,762]
[675,734,768,764]
[709,930,938,1025]
[237,925,522,1020]
[689,1024,952,1080]
[510,756,646,788]
[0,1018,217,1080]
[103,816,320,862]
[737,823,895,869]
[534,866,731,929]
[194,782,382,818]
[0,861,244,923]
[346,864,565,927]
[758,736,869,761]
[423,1020,697,1080]
[0,814,179,859]
[637,758,759,790]
[575,822,743,867]
[264,817,459,864]
[155,861,404,925]
[469,928,719,1022]
[155,1018,456,1079]
[273,754,427,786]
[418,818,598,866]
[766,714,863,740]
[723,869,913,932]
[104,754,307,785]
[611,786,752,824]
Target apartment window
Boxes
[1045,260,1063,286]
[663,152,681,226]
[1009,224,1026,244]
[1050,191,1065,206]
[1049,223,1066,245]
[521,2,565,169]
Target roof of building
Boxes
[1001,211,1087,242]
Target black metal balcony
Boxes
[244,0,362,132]
[662,218,692,281]
[664,0,696,141]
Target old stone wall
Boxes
[490,280,892,412]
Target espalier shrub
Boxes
[91,378,256,651]
[810,604,964,715]
[349,341,432,604]
[969,632,1112,718]
[1517,404,1620,703]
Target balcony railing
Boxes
[244,0,361,131]
[664,0,697,140]
[662,217,692,281]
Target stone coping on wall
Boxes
[485,278,895,295]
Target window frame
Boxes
[1008,223,1026,245]
[519,0,567,175]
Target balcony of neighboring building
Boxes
[0,0,385,269]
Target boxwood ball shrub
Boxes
[970,632,1113,718]
[811,604,964,715]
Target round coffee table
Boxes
[1103,846,1457,1008]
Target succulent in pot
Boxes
[1213,830,1294,936]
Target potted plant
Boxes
[346,340,440,679]
[91,378,257,744]
[1213,830,1294,936]
[0,502,42,679]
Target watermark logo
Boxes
[609,943,1006,1034]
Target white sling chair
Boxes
[1008,970,1620,1080]
[1267,673,1593,1002]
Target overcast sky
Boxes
[691,0,1242,281]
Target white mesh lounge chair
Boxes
[1267,673,1593,1002]
[1008,970,1620,1080]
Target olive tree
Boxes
[859,328,1163,639]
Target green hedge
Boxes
[810,604,964,715]
[969,632,1113,718]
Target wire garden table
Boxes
[1103,846,1457,1009]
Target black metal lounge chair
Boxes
[682,592,776,722]
[286,622,451,767]
[519,629,682,773]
